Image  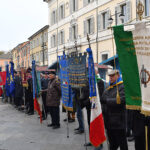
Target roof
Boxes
[28,25,49,40]
[0,53,11,59]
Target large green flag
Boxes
[113,25,142,110]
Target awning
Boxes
[99,54,118,66]
[48,61,59,70]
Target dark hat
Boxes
[108,69,119,76]
[26,67,32,73]
[49,71,56,75]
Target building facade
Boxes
[28,25,49,67]
[44,0,150,65]
[12,41,30,70]
[0,52,11,71]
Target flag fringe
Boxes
[62,104,73,112]
[126,105,141,110]
[141,110,150,116]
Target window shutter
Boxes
[56,10,58,23]
[84,20,87,36]
[90,17,94,34]
[126,0,131,22]
[58,32,60,45]
[69,27,72,41]
[51,36,53,48]
[106,10,110,28]
[76,24,78,39]
[63,4,65,18]
[115,6,121,25]
[83,0,88,6]
[70,0,73,14]
[63,31,65,44]
[59,7,61,20]
[97,14,101,31]
[55,34,57,47]
[51,12,53,25]
[75,0,78,11]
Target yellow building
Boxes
[28,25,49,67]
[44,0,150,65]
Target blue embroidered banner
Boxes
[5,64,10,97]
[68,52,87,88]
[9,62,15,97]
[86,48,96,97]
[59,53,73,111]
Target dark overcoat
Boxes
[46,78,61,107]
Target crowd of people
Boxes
[1,67,150,150]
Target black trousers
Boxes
[107,129,128,150]
[135,128,150,150]
[47,106,60,126]
[42,92,47,118]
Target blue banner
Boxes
[5,64,10,97]
[68,52,87,88]
[32,60,36,99]
[86,48,96,97]
[59,53,73,111]
[9,62,15,97]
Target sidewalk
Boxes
[0,102,134,150]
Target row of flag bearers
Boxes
[1,21,150,150]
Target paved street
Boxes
[0,101,134,150]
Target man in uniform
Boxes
[25,68,34,115]
[46,71,61,129]
[41,71,49,120]
[101,69,128,150]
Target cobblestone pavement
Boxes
[0,102,134,150]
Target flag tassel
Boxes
[116,86,121,104]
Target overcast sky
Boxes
[0,0,48,51]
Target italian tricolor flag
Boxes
[113,22,150,115]
[86,47,106,147]
[90,84,106,147]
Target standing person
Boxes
[101,69,128,150]
[46,71,61,129]
[132,110,150,150]
[25,68,34,115]
[41,71,49,120]
[14,71,23,108]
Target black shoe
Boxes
[68,119,75,123]
[74,127,79,131]
[47,124,54,127]
[74,130,84,134]
[52,125,60,129]
[128,136,134,142]
[28,112,34,115]
[63,118,67,122]
[84,142,92,146]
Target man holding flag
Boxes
[101,69,128,150]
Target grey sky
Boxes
[0,0,48,51]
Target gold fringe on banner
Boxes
[126,105,141,110]
[141,110,150,116]
[62,104,73,112]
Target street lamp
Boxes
[108,12,125,26]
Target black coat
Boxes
[14,76,23,98]
[101,83,126,130]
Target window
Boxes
[51,34,57,48]
[83,0,94,6]
[145,0,150,16]
[51,10,57,25]
[101,54,108,61]
[70,0,78,13]
[102,12,107,29]
[115,1,131,25]
[69,25,78,41]
[120,4,126,23]
[59,4,65,20]
[37,38,39,47]
[84,17,94,35]
[44,50,48,61]
[59,30,65,45]
[30,41,33,49]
